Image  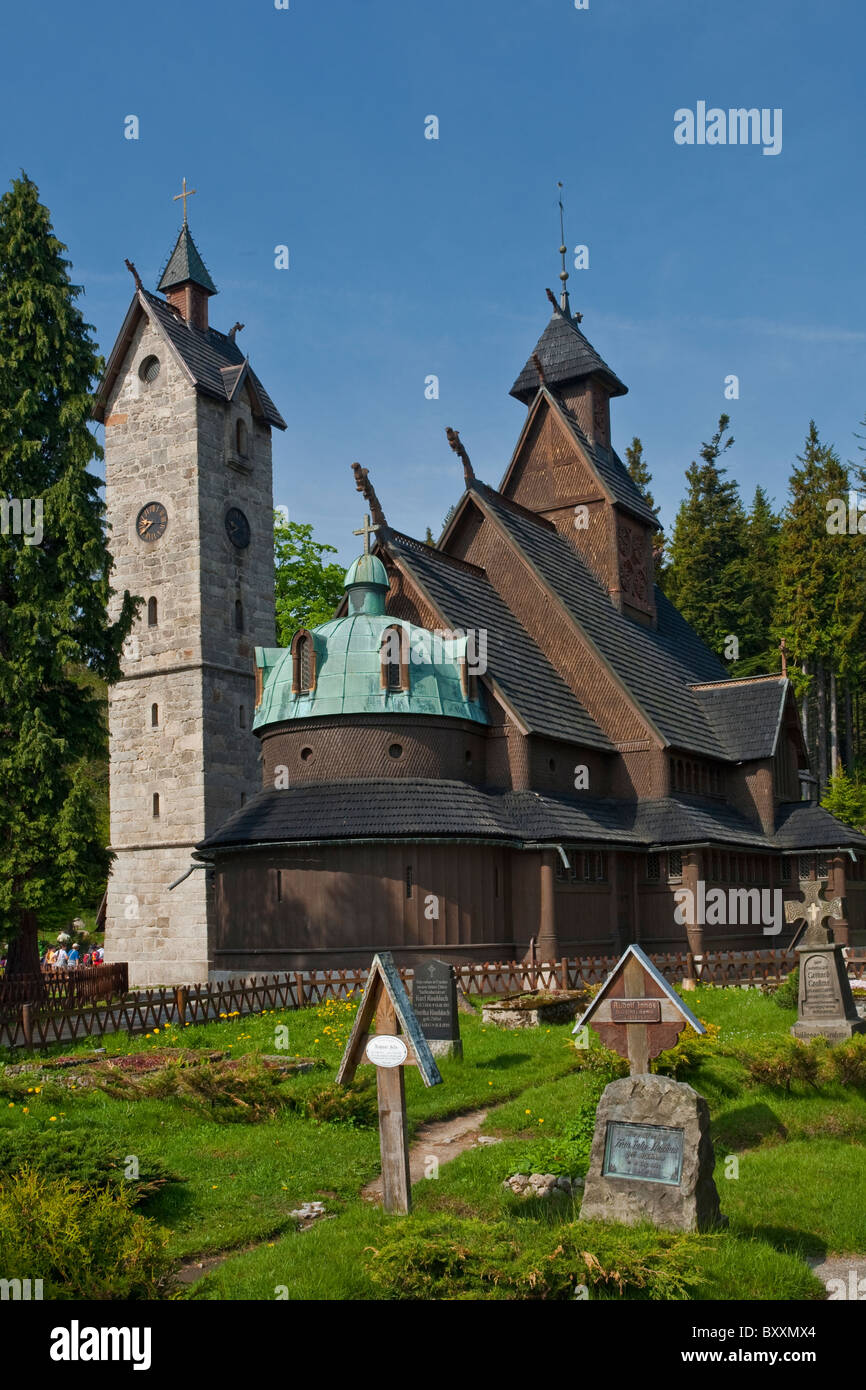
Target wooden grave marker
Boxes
[336,951,442,1213]
[573,942,705,1074]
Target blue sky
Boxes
[2,0,864,564]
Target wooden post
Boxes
[374,994,412,1215]
[175,986,188,1026]
[295,971,305,1008]
[622,953,649,1076]
[560,956,569,990]
[21,1003,32,1051]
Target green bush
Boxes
[0,1168,175,1300]
[90,1056,293,1123]
[740,1037,824,1093]
[298,1081,378,1128]
[0,1127,179,1204]
[825,1035,866,1089]
[365,1215,705,1300]
[772,967,799,1010]
[653,1024,720,1080]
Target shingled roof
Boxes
[386,532,613,750]
[197,778,837,854]
[157,225,217,294]
[690,678,791,761]
[774,802,866,851]
[549,392,660,528]
[470,483,730,756]
[510,306,628,403]
[93,289,286,430]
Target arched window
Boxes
[151,703,159,728]
[152,792,160,818]
[236,419,248,457]
[147,596,158,627]
[234,599,244,632]
[380,626,407,692]
[291,631,316,694]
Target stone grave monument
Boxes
[785,881,866,1042]
[575,943,724,1233]
[411,959,463,1059]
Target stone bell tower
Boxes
[95,191,286,984]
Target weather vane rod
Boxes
[557,181,571,316]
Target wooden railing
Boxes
[0,949,863,1051]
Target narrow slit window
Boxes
[147,596,158,627]
[151,703,159,727]
[152,792,160,818]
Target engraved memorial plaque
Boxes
[412,959,459,1042]
[802,953,840,1017]
[602,1120,684,1185]
[610,998,661,1023]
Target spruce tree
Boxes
[772,422,853,792]
[665,415,748,656]
[625,436,666,574]
[0,175,136,977]
[725,486,781,674]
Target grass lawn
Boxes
[0,984,862,1299]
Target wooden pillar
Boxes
[830,854,850,947]
[374,994,412,1214]
[537,851,558,960]
[682,849,705,959]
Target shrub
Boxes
[653,1022,721,1080]
[825,1035,866,1089]
[90,1055,293,1123]
[365,1215,705,1300]
[0,1168,174,1300]
[772,967,799,1010]
[0,1127,179,1203]
[298,1081,378,1128]
[740,1037,824,1093]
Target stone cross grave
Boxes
[574,943,724,1233]
[411,959,462,1059]
[785,882,865,1042]
[336,951,442,1214]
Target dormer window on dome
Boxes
[291,630,316,695]
[380,626,409,692]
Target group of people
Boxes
[43,945,104,969]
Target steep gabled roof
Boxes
[385,531,613,751]
[510,305,627,403]
[499,387,659,528]
[689,677,795,762]
[468,482,729,757]
[157,225,217,294]
[93,290,286,430]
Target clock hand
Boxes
[139,518,152,532]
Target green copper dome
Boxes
[253,551,487,729]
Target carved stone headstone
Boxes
[579,1074,723,1233]
[785,882,865,1041]
[411,959,462,1059]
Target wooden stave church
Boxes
[196,290,866,973]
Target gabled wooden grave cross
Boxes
[336,951,442,1214]
[573,943,705,1075]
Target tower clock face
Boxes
[136,501,167,542]
[225,507,251,549]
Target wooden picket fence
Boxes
[0,948,863,1052]
[0,964,128,1011]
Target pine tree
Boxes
[625,436,666,574]
[424,526,435,546]
[772,421,853,792]
[724,486,781,675]
[0,175,137,977]
[664,416,748,656]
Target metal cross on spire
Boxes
[173,177,197,225]
[557,181,571,316]
[353,512,379,555]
